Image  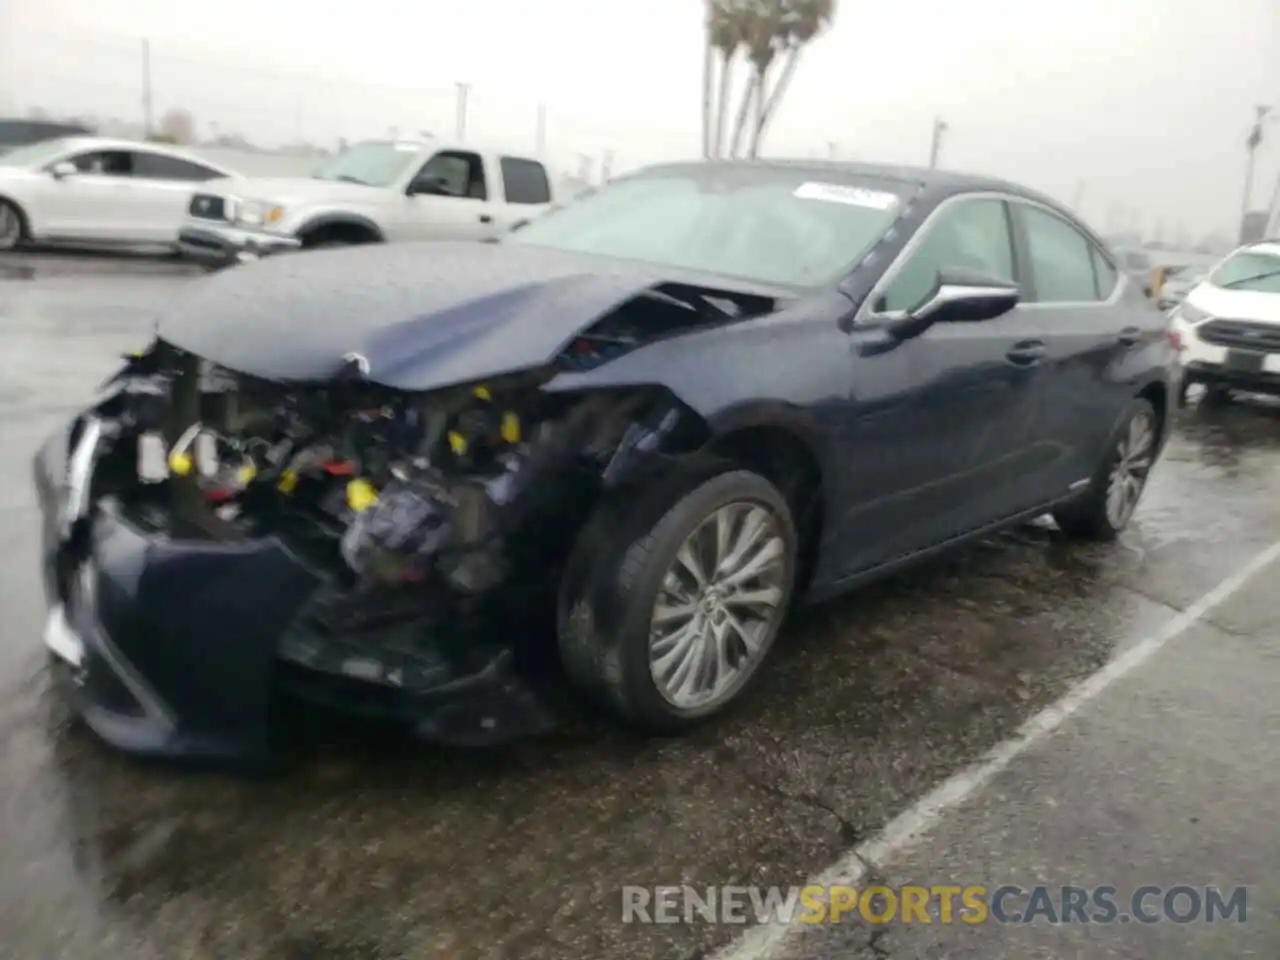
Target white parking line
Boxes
[714,538,1280,960]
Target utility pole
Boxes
[827,140,838,159]
[535,102,547,158]
[928,116,948,168]
[141,38,154,138]
[1071,181,1085,212]
[454,82,470,142]
[1240,104,1271,242]
[600,149,615,182]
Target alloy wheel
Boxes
[648,500,788,711]
[1105,409,1155,529]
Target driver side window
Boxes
[412,151,487,200]
[66,150,134,176]
[880,198,1015,313]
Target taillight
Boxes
[1167,328,1184,351]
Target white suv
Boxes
[1169,240,1280,403]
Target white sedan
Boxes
[0,136,237,251]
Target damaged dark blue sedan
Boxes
[32,161,1176,763]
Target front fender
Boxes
[289,209,385,241]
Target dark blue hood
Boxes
[157,241,783,391]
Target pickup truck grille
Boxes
[188,193,228,222]
[1198,319,1280,353]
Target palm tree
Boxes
[748,0,837,157]
[707,1,744,159]
[731,2,781,158]
[702,3,716,157]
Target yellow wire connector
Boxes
[346,478,379,512]
[500,412,521,444]
[473,385,492,401]
[277,469,299,493]
[167,451,193,476]
[448,431,468,455]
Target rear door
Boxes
[839,195,1049,570]
[496,155,552,230]
[130,150,228,242]
[1012,201,1138,498]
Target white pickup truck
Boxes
[177,138,553,266]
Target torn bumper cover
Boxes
[32,369,709,763]
[30,247,767,762]
[32,417,559,763]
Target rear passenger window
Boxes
[1021,205,1101,302]
[501,157,551,205]
[880,198,1015,313]
[1091,247,1118,299]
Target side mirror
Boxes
[885,268,1020,341]
[50,161,77,179]
[407,175,450,197]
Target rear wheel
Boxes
[1053,398,1158,541]
[559,467,797,732]
[0,199,26,251]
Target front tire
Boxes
[0,199,26,251]
[1053,398,1158,541]
[559,467,797,733]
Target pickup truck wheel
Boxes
[558,465,797,732]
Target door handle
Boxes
[1117,326,1141,345]
[1005,340,1046,366]
[479,214,493,224]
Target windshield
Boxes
[0,138,72,168]
[1208,248,1280,293]
[506,166,913,288]
[311,140,422,187]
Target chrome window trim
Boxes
[854,190,1123,325]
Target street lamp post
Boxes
[928,117,948,169]
[1239,104,1271,242]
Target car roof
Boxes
[53,135,195,156]
[343,137,543,163]
[634,158,1066,205]
[1242,240,1280,257]
[40,136,237,173]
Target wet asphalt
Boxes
[0,254,1277,960]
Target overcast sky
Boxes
[2,0,1278,238]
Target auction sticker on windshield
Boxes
[794,182,900,210]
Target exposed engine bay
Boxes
[83,338,710,693]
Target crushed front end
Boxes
[33,338,709,762]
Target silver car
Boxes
[0,137,238,251]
